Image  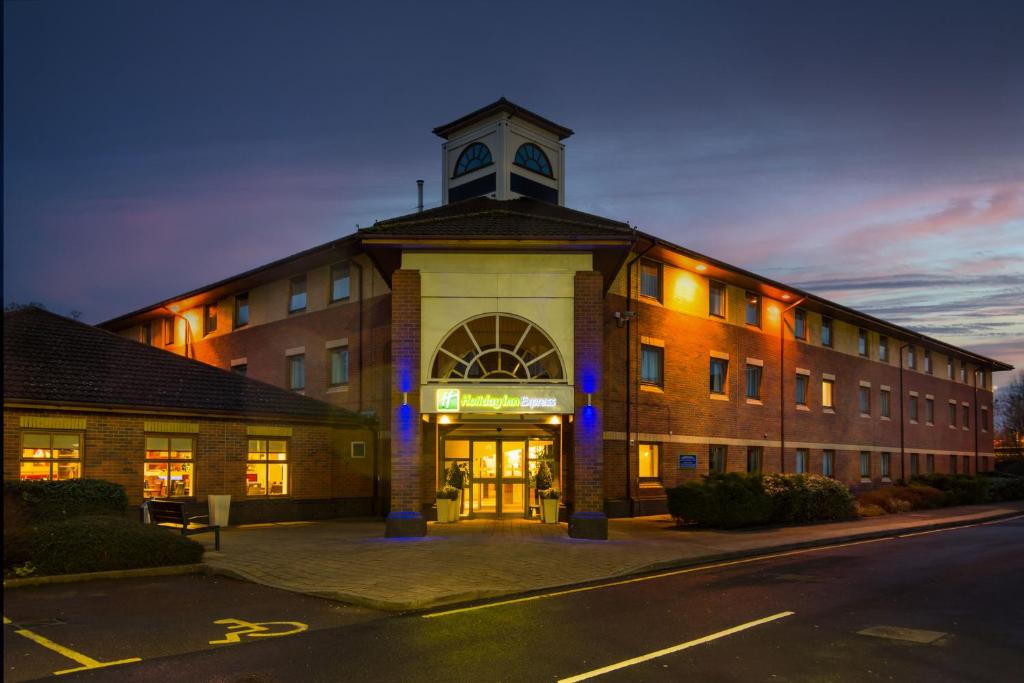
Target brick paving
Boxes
[202,502,1024,611]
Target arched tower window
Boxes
[430,314,564,382]
[453,142,493,177]
[513,143,553,178]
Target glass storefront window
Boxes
[247,439,288,496]
[20,433,82,481]
[144,436,194,498]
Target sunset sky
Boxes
[4,0,1022,383]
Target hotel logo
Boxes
[436,388,461,412]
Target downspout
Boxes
[974,369,980,473]
[352,259,365,414]
[624,240,654,515]
[899,343,908,481]
[779,297,805,474]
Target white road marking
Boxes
[557,611,796,682]
[857,625,948,644]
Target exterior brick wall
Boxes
[573,270,605,513]
[389,269,422,514]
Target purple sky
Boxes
[4,0,1022,384]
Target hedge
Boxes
[911,474,989,505]
[666,473,856,529]
[4,479,128,526]
[4,516,204,577]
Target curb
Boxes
[205,505,1024,613]
[3,563,204,589]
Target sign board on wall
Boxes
[678,454,697,469]
[420,384,574,414]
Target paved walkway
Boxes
[202,502,1024,611]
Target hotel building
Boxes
[94,99,1010,538]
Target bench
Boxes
[143,500,220,550]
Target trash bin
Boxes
[208,494,231,527]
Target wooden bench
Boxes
[144,500,220,550]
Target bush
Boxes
[912,474,989,505]
[444,462,470,490]
[667,473,773,529]
[4,516,204,577]
[856,482,949,513]
[4,479,128,528]
[764,474,856,523]
[435,485,459,500]
[985,475,1024,501]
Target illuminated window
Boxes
[795,448,808,474]
[880,389,891,418]
[20,433,82,481]
[710,445,726,473]
[794,309,807,340]
[860,451,871,478]
[745,292,761,327]
[822,378,835,409]
[289,276,307,313]
[234,293,249,328]
[638,443,660,479]
[795,374,808,405]
[330,263,350,302]
[144,436,193,499]
[513,143,553,177]
[641,345,664,386]
[746,446,762,473]
[288,355,305,390]
[453,142,492,177]
[879,336,889,362]
[859,386,870,415]
[710,358,728,394]
[881,452,891,479]
[430,313,564,382]
[858,329,868,357]
[708,281,726,318]
[821,317,833,347]
[204,304,217,336]
[329,347,349,386]
[247,439,288,496]
[745,364,762,400]
[640,260,661,300]
[163,317,175,346]
[822,450,834,477]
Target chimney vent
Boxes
[416,179,424,212]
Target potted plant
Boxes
[435,485,459,523]
[445,462,470,518]
[540,488,561,524]
[532,461,554,518]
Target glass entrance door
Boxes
[472,441,498,515]
[500,441,527,516]
[469,440,528,517]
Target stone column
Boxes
[386,269,426,537]
[570,270,608,539]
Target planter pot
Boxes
[541,498,559,524]
[453,490,464,522]
[208,494,232,527]
[436,498,452,523]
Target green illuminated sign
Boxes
[426,385,573,414]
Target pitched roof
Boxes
[432,97,574,140]
[4,307,365,423]
[360,196,634,240]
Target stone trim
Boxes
[19,416,87,430]
[144,420,199,433]
[246,425,293,437]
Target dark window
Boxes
[907,346,916,369]
[795,374,808,405]
[982,407,990,431]
[745,292,761,326]
[925,398,934,424]
[141,322,152,345]
[234,293,250,328]
[821,317,833,347]
[330,263,350,302]
[926,454,935,474]
[163,317,175,346]
[513,143,553,177]
[640,261,661,300]
[822,450,835,477]
[204,304,217,336]
[950,454,958,474]
[795,448,808,474]
[911,453,920,476]
[641,345,664,386]
[453,142,493,177]
[289,276,307,313]
[708,281,726,317]
[746,447,762,473]
[710,358,728,394]
[710,445,727,473]
[881,452,891,478]
[924,350,932,374]
[879,336,889,362]
[960,362,967,382]
[329,347,349,386]
[880,389,891,418]
[288,355,305,390]
[794,309,807,340]
[947,357,953,379]
[949,402,957,426]
[858,329,868,357]
[909,395,919,421]
[232,364,247,376]
[860,451,871,478]
[745,364,762,400]
[962,404,970,428]
[859,387,870,415]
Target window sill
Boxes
[949,425,957,430]
[796,404,809,411]
[909,420,918,425]
[709,313,725,320]
[640,384,664,393]
[860,477,872,483]
[963,427,970,431]
[745,398,763,406]
[882,477,891,483]
[288,309,308,316]
[926,422,934,427]
[639,480,663,488]
[860,413,871,418]
[709,393,729,402]
[328,298,352,306]
[639,294,663,306]
[880,416,890,421]
[292,390,306,395]
[823,408,835,414]
[326,385,349,394]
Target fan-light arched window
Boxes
[513,143,553,178]
[453,142,493,177]
[431,314,564,382]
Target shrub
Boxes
[667,473,773,529]
[541,488,561,500]
[912,474,989,505]
[856,482,949,514]
[435,485,459,500]
[985,475,1024,501]
[4,516,203,577]
[764,474,856,523]
[444,462,470,490]
[4,479,128,528]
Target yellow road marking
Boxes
[558,611,795,682]
[209,618,308,645]
[4,616,140,676]
[423,537,888,618]
[982,513,1024,525]
[424,514,1017,618]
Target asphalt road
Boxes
[5,515,1023,682]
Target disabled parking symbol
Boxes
[209,618,308,645]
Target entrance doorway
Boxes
[441,429,559,519]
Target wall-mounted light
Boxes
[548,415,561,425]
[438,415,452,425]
[587,393,593,407]
[402,392,408,406]
[695,264,707,272]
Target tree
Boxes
[996,371,1024,448]
[4,301,48,312]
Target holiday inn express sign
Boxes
[421,385,574,414]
